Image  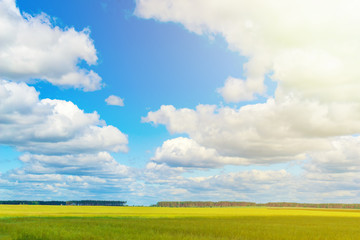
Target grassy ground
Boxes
[0,206,360,239]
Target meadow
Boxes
[1,205,360,239]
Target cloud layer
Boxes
[0,0,132,201]
[0,79,130,199]
[136,0,360,204]
[143,99,360,166]
[0,0,102,91]
[3,0,360,205]
[138,0,360,166]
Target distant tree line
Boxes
[156,201,360,209]
[0,201,65,205]
[258,202,360,209]
[156,201,256,207]
[0,200,127,206]
[66,200,127,206]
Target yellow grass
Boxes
[1,205,360,218]
[1,206,360,239]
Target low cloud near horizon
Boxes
[0,0,130,201]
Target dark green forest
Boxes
[156,201,360,209]
[0,200,126,206]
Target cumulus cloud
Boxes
[0,0,102,91]
[105,95,124,106]
[1,168,136,199]
[135,0,360,103]
[0,80,128,154]
[19,152,130,177]
[138,0,360,172]
[217,76,261,102]
[0,0,134,200]
[306,136,360,173]
[135,0,360,205]
[141,165,295,202]
[3,0,360,203]
[0,78,134,200]
[144,162,184,182]
[186,169,291,193]
[143,98,360,165]
[141,159,360,203]
[152,137,249,168]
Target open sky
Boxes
[1,0,360,205]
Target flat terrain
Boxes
[0,205,360,239]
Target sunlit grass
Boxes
[1,206,360,239]
[2,205,360,218]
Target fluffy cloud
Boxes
[0,0,101,91]
[3,0,360,204]
[135,0,360,103]
[0,80,128,154]
[0,77,133,199]
[19,152,130,177]
[306,136,360,173]
[217,76,261,102]
[141,159,360,203]
[138,0,360,172]
[143,97,360,165]
[1,169,136,199]
[0,0,134,200]
[134,0,360,204]
[185,169,291,194]
[152,137,249,168]
[144,162,184,182]
[141,165,295,202]
[105,95,124,106]
[0,149,138,200]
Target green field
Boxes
[1,206,360,239]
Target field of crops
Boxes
[1,205,360,239]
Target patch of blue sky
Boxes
[0,146,22,173]
[20,0,249,170]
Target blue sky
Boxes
[1,0,360,205]
[14,0,247,166]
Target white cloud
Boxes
[143,97,360,165]
[0,0,133,202]
[19,152,130,177]
[138,0,360,171]
[305,136,360,173]
[3,0,360,204]
[105,95,124,106]
[144,162,184,181]
[133,0,360,204]
[152,137,249,168]
[0,80,128,154]
[186,169,291,192]
[135,0,360,103]
[140,160,360,203]
[217,76,262,102]
[0,79,132,200]
[141,166,295,202]
[0,150,134,200]
[0,0,102,91]
[2,168,136,199]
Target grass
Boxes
[0,206,360,239]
